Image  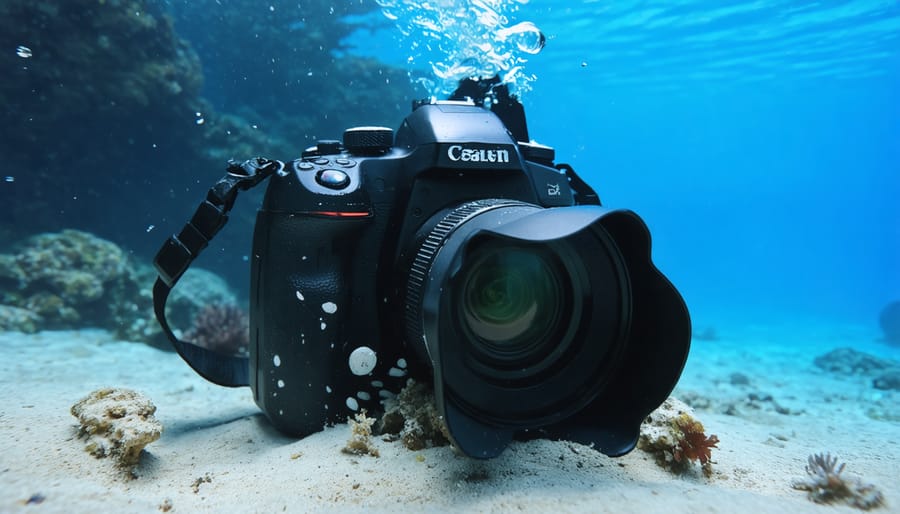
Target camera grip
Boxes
[250,210,371,435]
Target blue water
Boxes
[349,0,900,332]
[2,3,899,508]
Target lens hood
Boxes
[406,200,690,458]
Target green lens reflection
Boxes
[460,244,565,358]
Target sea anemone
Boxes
[792,452,885,510]
[182,303,249,356]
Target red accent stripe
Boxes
[311,211,371,218]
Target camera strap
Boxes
[151,157,284,387]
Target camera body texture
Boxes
[249,101,690,459]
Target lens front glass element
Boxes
[458,241,570,367]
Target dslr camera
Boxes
[153,81,691,459]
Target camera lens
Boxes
[457,241,568,370]
[405,200,630,428]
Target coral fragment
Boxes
[70,387,162,472]
[342,411,380,457]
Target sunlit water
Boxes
[347,0,900,332]
[363,0,545,95]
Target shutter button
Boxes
[317,169,350,190]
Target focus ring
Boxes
[405,200,533,352]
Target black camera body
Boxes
[247,97,691,459]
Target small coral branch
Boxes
[671,413,719,475]
[792,452,885,510]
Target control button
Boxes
[312,158,330,166]
[334,158,356,167]
[316,140,342,155]
[343,126,393,155]
[316,169,350,190]
[295,160,315,171]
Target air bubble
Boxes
[322,302,337,314]
[277,379,285,388]
[357,391,371,401]
[388,367,406,377]
[346,397,359,411]
[497,22,545,55]
[273,354,281,367]
[16,45,32,58]
[296,290,305,301]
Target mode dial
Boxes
[343,126,393,155]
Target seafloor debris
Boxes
[880,300,900,345]
[378,379,450,451]
[70,387,162,471]
[813,348,895,376]
[342,411,380,457]
[792,452,885,510]
[639,397,719,477]
[872,370,900,391]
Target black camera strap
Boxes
[152,157,283,387]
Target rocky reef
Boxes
[0,230,130,329]
[0,229,239,350]
[1,0,209,247]
[1,0,416,286]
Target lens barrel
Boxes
[406,200,631,429]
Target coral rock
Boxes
[71,388,162,470]
[379,379,450,451]
[639,397,719,476]
[0,304,42,332]
[0,230,128,327]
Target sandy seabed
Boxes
[1,324,898,513]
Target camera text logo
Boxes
[447,145,510,164]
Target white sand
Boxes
[1,325,897,513]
